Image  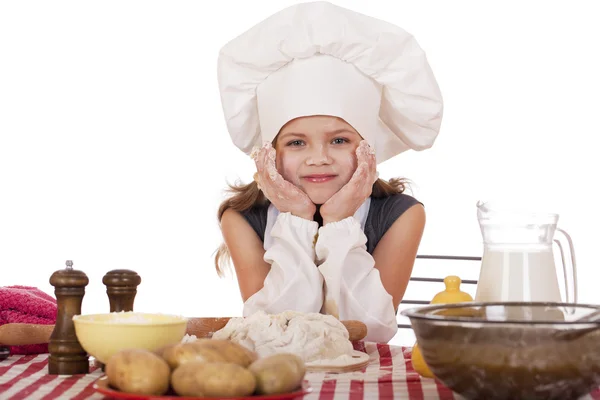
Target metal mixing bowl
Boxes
[402,302,600,400]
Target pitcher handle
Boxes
[554,228,578,305]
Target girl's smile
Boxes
[302,174,338,184]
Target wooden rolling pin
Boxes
[186,318,368,342]
[341,320,368,341]
[0,319,369,346]
[0,323,55,346]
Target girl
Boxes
[213,1,443,343]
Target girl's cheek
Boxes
[276,151,291,173]
[275,155,283,172]
[333,149,357,171]
[278,154,300,185]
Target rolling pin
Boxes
[1,319,369,346]
[0,319,368,346]
[341,320,368,341]
[0,323,54,346]
[186,318,368,342]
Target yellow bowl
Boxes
[73,312,188,364]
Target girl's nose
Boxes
[306,146,332,166]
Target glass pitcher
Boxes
[474,201,577,304]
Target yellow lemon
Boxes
[411,275,474,378]
[431,275,474,304]
[411,343,434,378]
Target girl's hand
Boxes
[320,140,377,225]
[253,143,316,220]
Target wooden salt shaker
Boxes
[94,269,141,372]
[102,269,141,312]
[48,260,89,375]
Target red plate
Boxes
[93,376,312,400]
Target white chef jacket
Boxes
[243,199,398,343]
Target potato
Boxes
[171,361,256,397]
[105,349,170,395]
[154,343,175,359]
[249,353,306,395]
[192,339,258,367]
[162,342,227,369]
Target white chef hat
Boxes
[217,1,443,164]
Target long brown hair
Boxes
[214,177,410,277]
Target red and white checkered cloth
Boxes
[1,342,600,399]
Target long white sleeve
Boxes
[315,216,398,343]
[243,212,324,316]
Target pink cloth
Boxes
[0,286,57,355]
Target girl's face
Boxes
[274,115,363,205]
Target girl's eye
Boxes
[287,140,305,147]
[332,137,349,145]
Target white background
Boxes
[1,0,599,345]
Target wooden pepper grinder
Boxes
[48,260,89,375]
[102,269,141,312]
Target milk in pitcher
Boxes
[475,247,561,302]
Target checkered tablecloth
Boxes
[1,342,600,399]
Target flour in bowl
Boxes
[106,312,155,323]
[212,310,354,364]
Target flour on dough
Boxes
[212,310,354,364]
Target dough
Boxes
[212,311,353,363]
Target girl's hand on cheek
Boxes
[320,140,377,225]
[253,143,316,221]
